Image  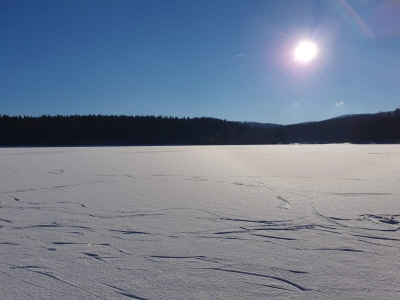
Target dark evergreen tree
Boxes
[0,109,399,146]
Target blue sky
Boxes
[1,0,400,124]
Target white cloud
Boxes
[294,102,300,106]
[336,101,345,107]
[235,54,245,57]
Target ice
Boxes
[1,145,400,299]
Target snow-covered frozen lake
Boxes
[1,145,399,299]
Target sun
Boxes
[294,41,317,63]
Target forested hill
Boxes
[0,109,399,146]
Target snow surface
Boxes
[1,145,399,299]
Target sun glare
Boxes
[294,41,317,63]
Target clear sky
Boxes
[1,0,400,124]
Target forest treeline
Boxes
[0,109,399,146]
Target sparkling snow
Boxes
[1,145,399,299]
